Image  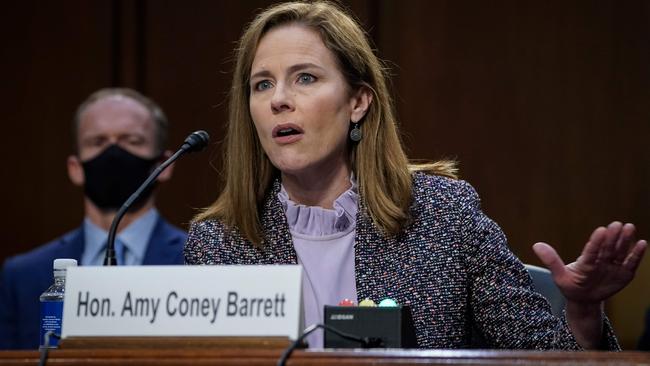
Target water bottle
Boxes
[39,258,77,348]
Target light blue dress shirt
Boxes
[81,208,159,266]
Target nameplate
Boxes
[61,265,303,339]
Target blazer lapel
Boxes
[353,204,394,303]
[260,179,298,265]
[58,227,85,262]
[142,218,185,265]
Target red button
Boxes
[338,298,355,306]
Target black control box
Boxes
[323,305,417,348]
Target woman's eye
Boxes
[297,73,316,84]
[254,80,273,91]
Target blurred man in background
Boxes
[0,88,186,349]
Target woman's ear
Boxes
[350,85,373,123]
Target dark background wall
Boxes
[1,0,648,348]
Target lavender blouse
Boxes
[278,182,358,348]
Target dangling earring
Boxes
[349,122,362,142]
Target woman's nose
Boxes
[270,84,294,114]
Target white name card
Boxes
[62,265,303,340]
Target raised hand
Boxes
[532,222,646,348]
[532,221,647,304]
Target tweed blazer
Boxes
[184,173,618,349]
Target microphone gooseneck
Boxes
[103,130,210,266]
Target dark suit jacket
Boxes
[0,217,186,349]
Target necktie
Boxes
[114,239,127,266]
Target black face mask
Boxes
[81,144,159,212]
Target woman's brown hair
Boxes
[195,1,456,244]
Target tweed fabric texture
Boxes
[184,173,619,349]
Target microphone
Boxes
[103,130,210,266]
[181,130,210,153]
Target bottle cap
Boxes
[53,258,78,270]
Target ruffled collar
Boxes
[278,177,358,237]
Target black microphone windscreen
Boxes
[182,130,210,152]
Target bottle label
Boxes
[40,300,63,348]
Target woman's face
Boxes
[249,24,368,179]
